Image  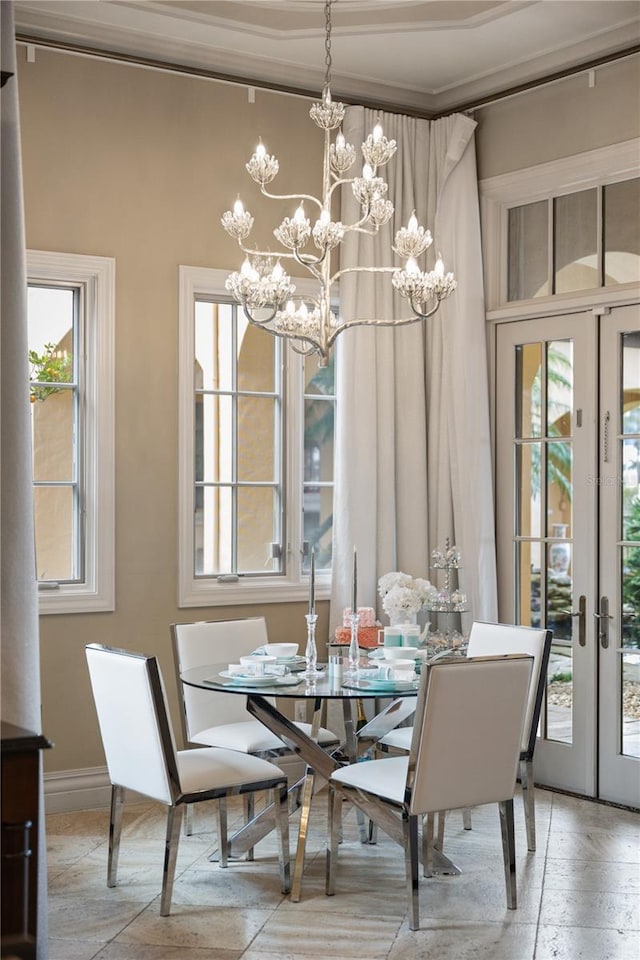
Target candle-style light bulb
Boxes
[294,203,305,223]
[407,211,419,233]
[299,302,308,319]
[406,257,420,276]
[320,208,330,225]
[233,197,244,217]
[240,257,253,277]
[336,130,345,150]
[435,254,445,278]
[255,141,266,159]
[373,121,383,142]
[362,163,373,180]
[271,260,284,280]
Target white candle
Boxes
[309,548,315,616]
[352,547,357,615]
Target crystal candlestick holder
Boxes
[347,611,360,675]
[304,613,320,678]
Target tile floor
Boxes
[47,786,639,959]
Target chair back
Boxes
[86,643,179,805]
[466,621,552,758]
[171,617,270,743]
[408,654,532,816]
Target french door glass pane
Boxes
[516,443,540,538]
[554,189,598,294]
[622,331,640,434]
[547,340,573,435]
[518,540,542,627]
[238,396,276,481]
[547,440,573,537]
[547,644,574,744]
[621,653,640,759]
[33,485,75,580]
[604,178,640,286]
[516,342,543,438]
[508,201,549,300]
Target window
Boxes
[481,139,640,313]
[178,267,335,606]
[27,251,115,613]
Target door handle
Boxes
[571,595,586,647]
[594,596,612,648]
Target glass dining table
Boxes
[180,661,457,900]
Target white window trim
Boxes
[178,265,331,607]
[28,251,115,614]
[480,138,640,316]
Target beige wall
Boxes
[17,48,327,773]
[17,45,639,776]
[476,56,640,180]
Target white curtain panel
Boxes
[330,107,497,631]
[1,2,48,952]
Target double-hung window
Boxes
[178,266,335,606]
[27,251,115,613]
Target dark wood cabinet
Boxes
[1,721,52,960]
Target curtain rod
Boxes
[15,33,640,121]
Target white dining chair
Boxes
[172,618,339,836]
[85,642,290,915]
[326,654,533,930]
[378,621,552,851]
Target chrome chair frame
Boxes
[326,654,533,930]
[86,642,290,915]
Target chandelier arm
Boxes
[324,310,439,351]
[237,243,299,262]
[293,249,327,272]
[243,307,322,355]
[407,297,445,321]
[243,304,279,325]
[331,265,398,283]
[259,187,323,211]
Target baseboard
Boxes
[44,754,307,815]
[44,765,112,814]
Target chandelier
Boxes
[221,0,456,365]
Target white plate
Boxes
[275,675,306,686]
[218,671,279,685]
[342,678,418,692]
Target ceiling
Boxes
[13,0,640,113]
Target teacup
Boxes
[377,659,415,681]
[377,626,403,647]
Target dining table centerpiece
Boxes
[378,571,437,626]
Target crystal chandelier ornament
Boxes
[222,0,456,365]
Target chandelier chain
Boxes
[324,0,332,92]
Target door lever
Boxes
[570,595,586,647]
[594,596,612,648]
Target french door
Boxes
[496,305,640,807]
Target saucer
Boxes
[218,671,278,685]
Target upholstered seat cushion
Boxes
[379,726,412,751]
[190,719,337,753]
[176,747,285,794]
[331,755,409,805]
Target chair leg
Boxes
[216,797,229,868]
[160,804,183,917]
[422,812,434,878]
[325,785,341,896]
[107,784,125,888]
[499,799,517,910]
[521,757,536,852]
[274,785,291,894]
[184,803,193,836]
[403,812,420,931]
[462,807,473,830]
[244,793,255,861]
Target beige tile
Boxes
[116,902,274,951]
[48,896,149,942]
[539,888,640,930]
[544,831,639,863]
[93,942,242,959]
[535,924,640,960]
[248,909,401,958]
[550,797,640,836]
[48,939,106,960]
[543,857,640,893]
[388,920,537,959]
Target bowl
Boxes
[240,654,277,668]
[263,643,299,659]
[381,658,416,671]
[383,646,419,661]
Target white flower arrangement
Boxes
[378,571,437,623]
